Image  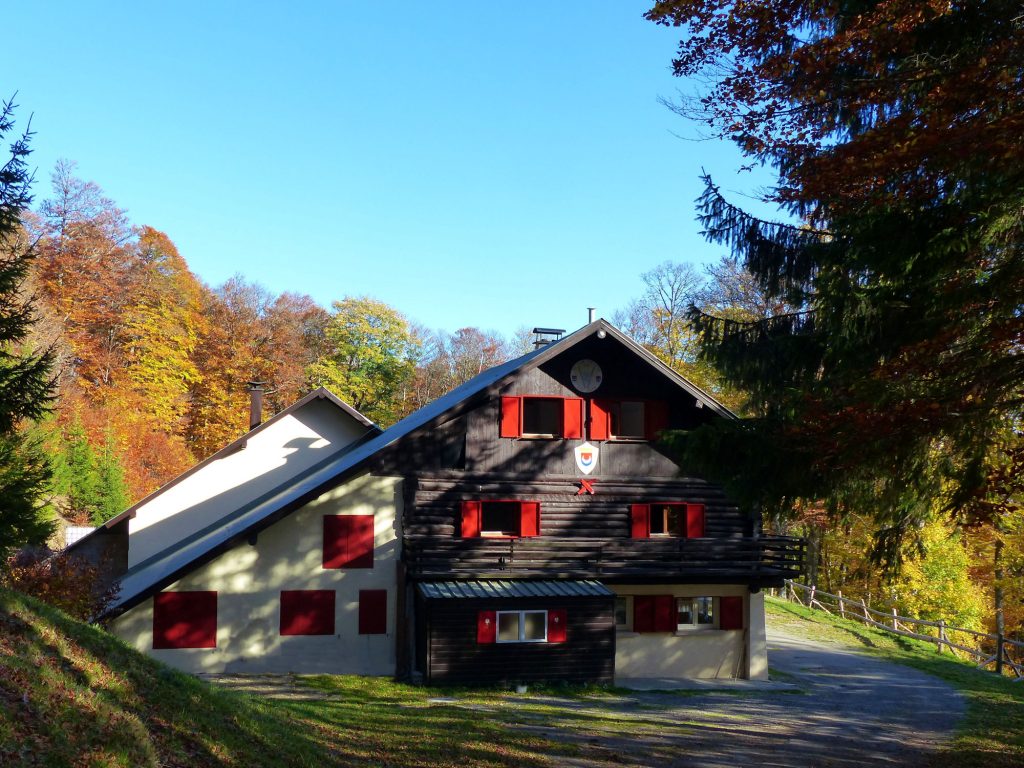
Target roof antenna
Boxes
[588,307,596,323]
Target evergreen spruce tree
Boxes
[0,98,56,552]
[647,2,1024,563]
[93,430,128,525]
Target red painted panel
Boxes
[461,500,481,537]
[686,504,706,538]
[563,398,584,439]
[632,596,651,632]
[645,400,669,440]
[500,396,521,438]
[590,399,610,440]
[654,595,676,632]
[719,596,744,630]
[323,515,375,569]
[548,609,567,643]
[520,501,540,537]
[630,504,650,538]
[358,589,388,635]
[280,590,335,636]
[477,610,497,643]
[153,591,217,649]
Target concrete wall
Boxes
[109,473,401,675]
[128,398,370,569]
[611,584,762,679]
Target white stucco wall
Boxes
[109,473,401,675]
[611,584,759,679]
[128,398,370,569]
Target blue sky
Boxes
[9,1,779,338]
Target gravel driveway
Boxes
[508,626,965,768]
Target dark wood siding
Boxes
[420,595,614,685]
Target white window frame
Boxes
[676,596,716,631]
[496,609,548,643]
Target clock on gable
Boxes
[570,359,602,393]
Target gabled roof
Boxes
[80,387,379,536]
[101,319,732,618]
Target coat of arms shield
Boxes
[574,442,598,475]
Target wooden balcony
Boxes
[404,535,804,585]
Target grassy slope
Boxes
[0,588,577,768]
[766,596,1024,768]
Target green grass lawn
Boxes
[766,596,1024,768]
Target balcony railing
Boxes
[404,535,804,584]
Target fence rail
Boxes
[783,580,1024,681]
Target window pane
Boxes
[677,598,693,627]
[497,612,520,642]
[522,398,562,436]
[616,401,645,438]
[481,501,520,536]
[650,505,671,535]
[696,597,714,625]
[614,597,628,627]
[523,611,547,641]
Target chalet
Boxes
[73,319,803,685]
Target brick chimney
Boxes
[247,381,267,431]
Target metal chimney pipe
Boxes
[247,381,267,431]
[588,307,596,323]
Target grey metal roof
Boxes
[417,580,614,600]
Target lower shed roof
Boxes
[417,580,614,600]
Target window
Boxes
[497,610,548,643]
[153,591,217,649]
[461,500,540,537]
[500,396,583,439]
[630,503,705,538]
[614,597,630,630]
[358,589,388,635]
[323,515,374,569]
[477,609,566,643]
[677,597,714,630]
[280,590,335,636]
[590,399,668,441]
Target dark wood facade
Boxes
[417,594,614,685]
[373,326,804,683]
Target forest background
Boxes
[11,154,1015,644]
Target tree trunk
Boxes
[995,535,1005,675]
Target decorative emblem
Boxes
[574,442,598,475]
[570,359,603,393]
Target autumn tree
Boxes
[647,2,1024,568]
[308,297,418,426]
[0,99,56,551]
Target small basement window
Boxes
[677,597,715,630]
[614,596,631,631]
[497,610,548,643]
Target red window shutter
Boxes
[719,596,744,630]
[500,396,521,438]
[630,504,650,538]
[563,398,584,439]
[461,500,481,537]
[548,609,567,643]
[323,515,375,569]
[633,595,655,632]
[645,401,669,440]
[520,501,540,537]
[654,595,676,632]
[358,589,388,635]
[590,399,611,440]
[280,590,335,636]
[477,610,497,643]
[153,591,217,649]
[686,504,706,538]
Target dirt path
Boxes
[513,626,965,768]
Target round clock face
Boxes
[570,359,603,393]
